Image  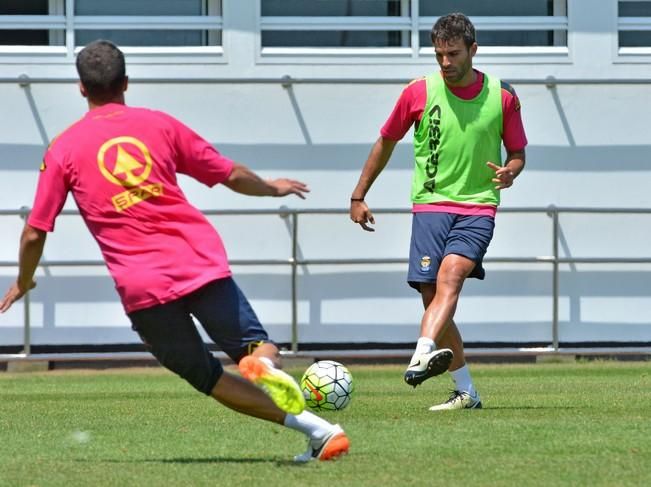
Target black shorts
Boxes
[128,277,270,395]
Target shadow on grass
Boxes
[481,405,581,410]
[154,457,300,466]
[0,392,193,402]
[76,457,302,467]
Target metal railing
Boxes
[3,74,651,86]
[1,205,651,363]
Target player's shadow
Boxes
[154,456,299,466]
[86,457,301,466]
[481,405,581,410]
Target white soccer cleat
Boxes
[429,390,482,411]
[403,348,453,387]
[293,424,350,463]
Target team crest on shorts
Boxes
[420,255,431,272]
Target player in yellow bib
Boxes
[350,13,527,410]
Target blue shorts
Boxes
[128,277,270,395]
[407,212,495,291]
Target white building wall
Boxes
[0,0,649,348]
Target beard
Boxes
[442,61,471,84]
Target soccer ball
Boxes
[300,360,353,411]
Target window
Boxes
[74,0,221,48]
[619,0,651,52]
[259,0,568,58]
[261,0,410,49]
[0,0,222,55]
[0,0,64,47]
[419,0,567,48]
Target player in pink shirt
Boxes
[0,40,348,462]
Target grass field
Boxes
[1,361,650,486]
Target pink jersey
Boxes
[380,70,527,217]
[29,104,234,313]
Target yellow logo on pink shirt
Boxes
[97,136,163,212]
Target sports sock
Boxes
[258,356,275,368]
[450,365,477,397]
[416,336,435,354]
[284,410,334,440]
[409,337,435,365]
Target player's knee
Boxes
[437,271,465,294]
[157,350,224,396]
[184,362,224,396]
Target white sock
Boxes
[409,337,435,364]
[416,336,435,354]
[450,365,477,397]
[284,411,334,440]
[258,356,274,368]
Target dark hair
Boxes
[431,13,476,48]
[75,40,126,101]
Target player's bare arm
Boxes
[350,136,398,232]
[0,224,45,313]
[487,149,525,190]
[224,163,309,199]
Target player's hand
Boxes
[487,161,515,190]
[350,200,375,232]
[0,279,36,313]
[269,179,310,199]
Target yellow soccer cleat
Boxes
[239,355,306,415]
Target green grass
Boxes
[1,361,650,486]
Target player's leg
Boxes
[419,253,475,345]
[420,283,465,370]
[430,319,482,410]
[128,298,285,422]
[435,319,465,372]
[425,214,494,409]
[404,213,455,386]
[188,278,349,460]
[188,277,305,414]
[212,372,348,462]
[420,284,481,409]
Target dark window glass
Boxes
[261,1,407,47]
[76,30,220,48]
[619,1,651,47]
[0,0,48,15]
[0,31,53,45]
[262,0,405,17]
[0,0,60,46]
[619,1,651,16]
[420,30,565,48]
[620,31,651,47]
[74,0,221,47]
[420,0,566,48]
[419,0,555,16]
[263,30,408,48]
[75,0,205,16]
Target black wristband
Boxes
[350,198,364,202]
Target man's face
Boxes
[434,37,477,85]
